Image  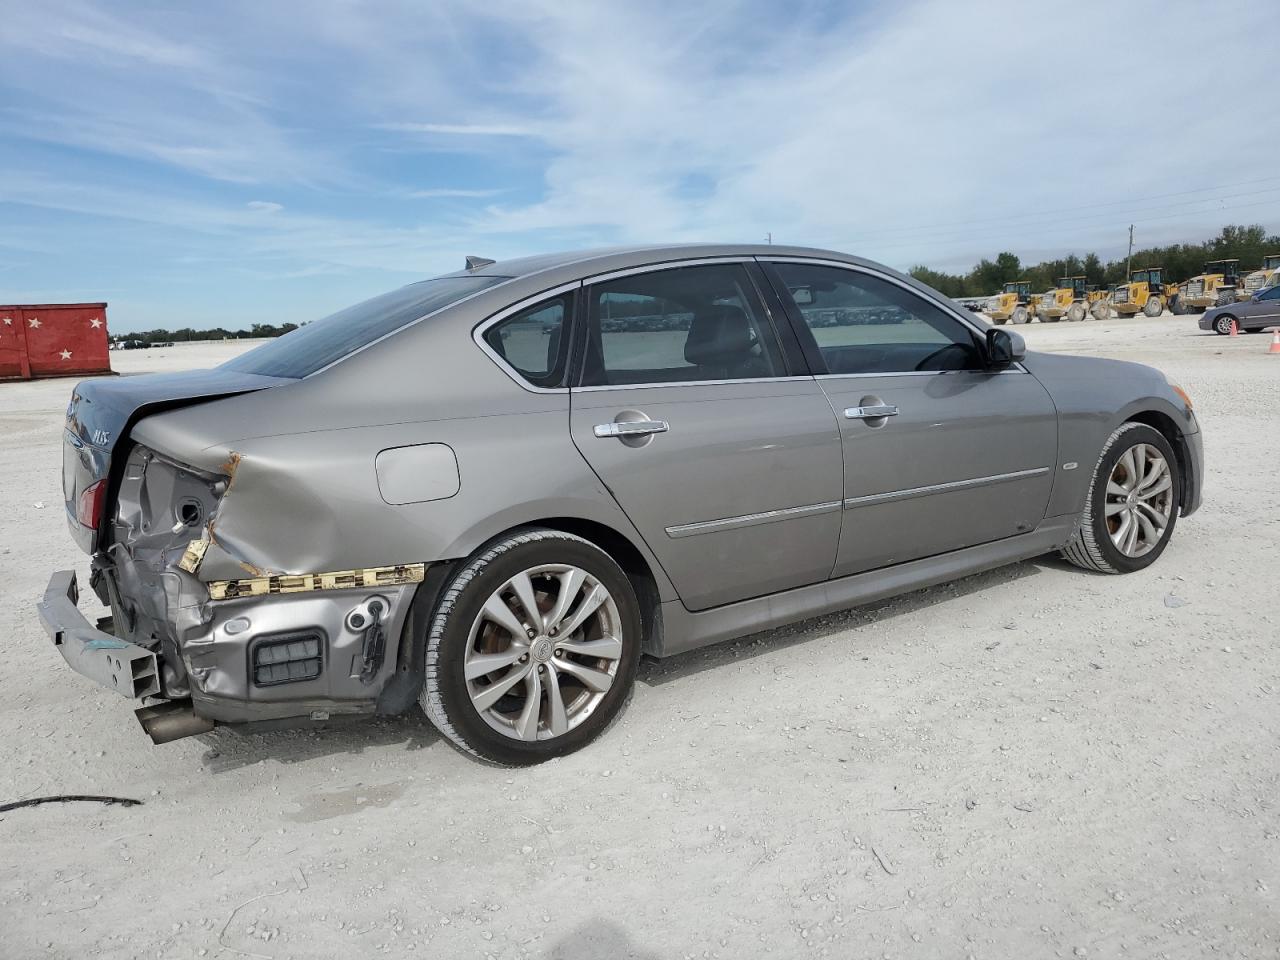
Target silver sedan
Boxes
[1199,283,1280,334]
[40,244,1203,763]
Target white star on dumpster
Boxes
[28,316,41,328]
[59,349,72,360]
[89,317,103,329]
[2,317,11,326]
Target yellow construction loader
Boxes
[985,280,1036,325]
[1086,286,1112,320]
[1238,254,1280,299]
[1036,276,1091,323]
[1111,267,1173,317]
[1177,259,1242,312]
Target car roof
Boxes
[431,243,875,283]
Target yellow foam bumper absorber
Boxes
[207,563,427,600]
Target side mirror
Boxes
[986,327,1025,366]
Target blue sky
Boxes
[2,0,1277,332]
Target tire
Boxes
[1090,301,1111,321]
[1213,314,1237,335]
[992,316,1008,326]
[1067,302,1086,323]
[1171,296,1189,316]
[1215,290,1235,307]
[1042,313,1061,323]
[1060,422,1180,574]
[1011,306,1029,325]
[1143,296,1163,317]
[420,528,642,764]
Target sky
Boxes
[2,0,1278,333]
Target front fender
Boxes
[1023,353,1199,519]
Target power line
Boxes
[843,174,1280,239]
[864,195,1280,256]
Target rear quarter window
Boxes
[222,275,506,378]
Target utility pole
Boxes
[1126,224,1134,279]
[765,232,772,245]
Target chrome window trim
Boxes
[573,375,811,393]
[759,255,1030,373]
[843,467,1050,510]
[665,500,843,539]
[471,280,582,394]
[817,366,1027,381]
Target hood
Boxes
[62,368,291,554]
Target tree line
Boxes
[112,322,300,345]
[909,224,1280,298]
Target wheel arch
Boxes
[382,515,668,716]
[1122,409,1193,512]
[518,517,666,657]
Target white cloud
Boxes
[407,188,505,199]
[246,200,284,213]
[379,123,537,137]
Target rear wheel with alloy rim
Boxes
[1061,422,1180,573]
[421,528,641,764]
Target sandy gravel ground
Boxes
[1,317,1277,960]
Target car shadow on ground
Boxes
[637,555,1047,688]
[544,920,661,960]
[197,708,442,774]
[195,555,1051,771]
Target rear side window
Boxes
[771,262,982,375]
[580,263,783,386]
[482,294,572,388]
[223,275,505,378]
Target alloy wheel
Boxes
[464,564,623,741]
[1104,443,1174,558]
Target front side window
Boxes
[771,262,983,375]
[482,295,571,388]
[1258,285,1280,301]
[580,263,783,386]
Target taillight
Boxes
[77,479,107,529]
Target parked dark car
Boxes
[1199,284,1280,334]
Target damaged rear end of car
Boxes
[40,370,427,742]
[37,274,511,743]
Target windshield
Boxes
[222,275,507,378]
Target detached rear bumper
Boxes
[37,570,160,698]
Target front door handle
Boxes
[593,419,670,439]
[844,404,899,420]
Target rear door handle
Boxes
[844,404,899,420]
[593,419,670,439]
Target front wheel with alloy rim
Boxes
[1061,422,1180,574]
[420,528,642,764]
[1213,314,1237,335]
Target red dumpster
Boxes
[0,302,112,380]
